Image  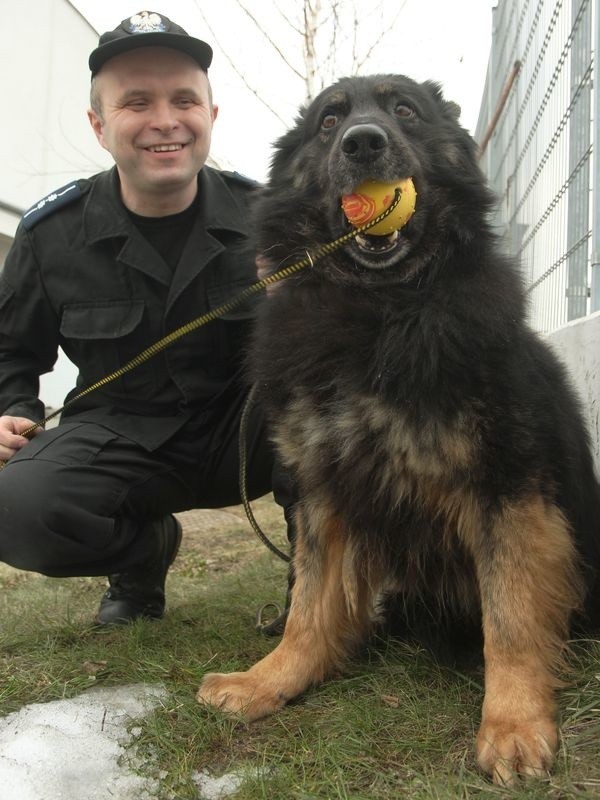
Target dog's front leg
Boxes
[473,495,582,785]
[197,508,372,721]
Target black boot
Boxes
[96,515,182,625]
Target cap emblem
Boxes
[127,11,166,33]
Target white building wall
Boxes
[547,314,600,480]
[0,0,112,407]
[1,0,229,410]
[0,0,112,238]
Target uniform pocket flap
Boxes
[60,300,145,339]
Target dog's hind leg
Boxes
[472,494,583,786]
[196,503,374,720]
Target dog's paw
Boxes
[196,671,287,721]
[476,718,557,786]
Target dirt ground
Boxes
[172,494,289,576]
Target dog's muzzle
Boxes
[341,123,389,163]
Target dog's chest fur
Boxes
[256,281,479,532]
[272,389,474,497]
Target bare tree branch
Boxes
[196,0,410,113]
[235,0,305,82]
[192,2,289,125]
[355,0,409,70]
[303,0,322,99]
[273,3,304,38]
[327,0,342,84]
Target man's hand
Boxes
[0,416,40,462]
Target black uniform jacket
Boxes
[0,166,263,450]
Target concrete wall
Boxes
[547,313,600,479]
[0,0,112,240]
[0,0,227,409]
[0,0,112,406]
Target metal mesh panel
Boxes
[476,0,597,333]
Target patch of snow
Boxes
[0,683,167,800]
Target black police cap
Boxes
[89,10,213,76]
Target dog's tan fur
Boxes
[196,74,600,786]
[198,490,582,782]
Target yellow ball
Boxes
[341,178,417,235]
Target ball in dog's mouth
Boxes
[341,178,417,243]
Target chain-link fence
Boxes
[475,0,599,334]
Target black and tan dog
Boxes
[197,75,600,784]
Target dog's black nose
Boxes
[341,124,388,161]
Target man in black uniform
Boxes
[0,11,292,626]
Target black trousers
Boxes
[0,398,293,578]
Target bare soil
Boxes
[172,494,289,576]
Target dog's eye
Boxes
[394,104,415,118]
[321,113,339,130]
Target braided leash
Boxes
[0,188,403,470]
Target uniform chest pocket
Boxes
[59,300,158,394]
[60,301,145,339]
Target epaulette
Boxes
[221,170,262,189]
[21,181,83,231]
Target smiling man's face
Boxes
[88,46,218,214]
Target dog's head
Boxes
[256,75,495,286]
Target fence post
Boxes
[591,0,600,312]
[566,0,592,321]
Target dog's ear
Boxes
[442,100,462,121]
[422,80,462,122]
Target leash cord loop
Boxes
[10,187,403,441]
[1,190,404,562]
[238,383,291,563]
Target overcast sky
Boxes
[72,0,497,180]
[41,0,497,407]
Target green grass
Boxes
[1,501,599,799]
